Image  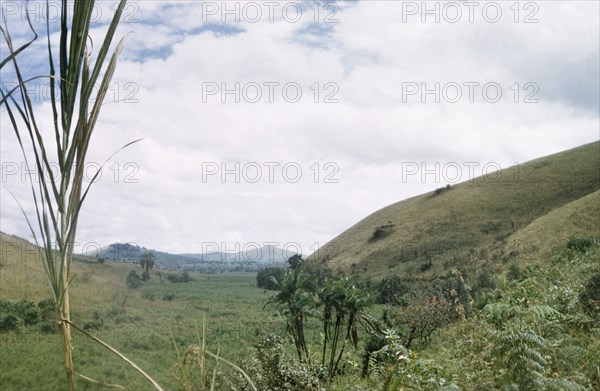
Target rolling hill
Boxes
[307,141,600,279]
[97,242,295,271]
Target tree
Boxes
[319,278,372,378]
[265,268,316,364]
[396,297,452,349]
[256,267,286,290]
[140,252,156,281]
[287,254,304,270]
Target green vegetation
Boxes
[370,223,395,241]
[140,251,157,281]
[126,271,142,289]
[308,142,600,279]
[2,235,599,389]
[166,271,193,283]
[1,140,598,390]
[374,275,407,305]
[256,267,286,290]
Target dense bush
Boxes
[430,270,472,318]
[166,271,192,283]
[0,299,53,332]
[0,314,21,332]
[84,310,105,331]
[566,237,595,253]
[367,329,457,390]
[579,270,600,319]
[431,184,451,197]
[37,298,57,333]
[125,270,142,289]
[507,263,524,282]
[37,298,56,321]
[16,300,40,325]
[370,224,395,241]
[375,275,408,305]
[395,298,453,348]
[361,334,386,376]
[473,267,497,291]
[256,267,286,290]
[242,334,320,390]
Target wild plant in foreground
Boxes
[170,313,257,391]
[1,1,161,389]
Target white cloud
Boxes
[1,0,598,255]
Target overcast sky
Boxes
[1,0,598,257]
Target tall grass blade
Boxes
[0,1,158,389]
[66,320,164,391]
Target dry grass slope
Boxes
[505,189,600,261]
[0,232,128,306]
[308,141,600,278]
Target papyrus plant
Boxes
[1,1,161,389]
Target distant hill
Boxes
[0,232,297,273]
[307,141,600,280]
[95,242,297,272]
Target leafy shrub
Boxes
[431,270,472,318]
[0,299,13,315]
[368,329,457,390]
[38,298,56,321]
[162,292,176,301]
[125,270,142,289]
[304,264,334,288]
[242,334,320,390]
[362,334,386,376]
[0,299,43,328]
[579,270,600,318]
[0,314,21,332]
[396,298,453,348]
[166,271,192,283]
[431,184,451,197]
[37,298,57,333]
[180,271,191,282]
[256,267,286,290]
[16,300,40,325]
[507,263,524,282]
[473,268,497,291]
[370,224,395,241]
[375,275,408,305]
[566,237,595,253]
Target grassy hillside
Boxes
[0,233,282,390]
[504,189,600,261]
[1,141,598,390]
[308,141,600,279]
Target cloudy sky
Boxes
[1,0,598,257]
